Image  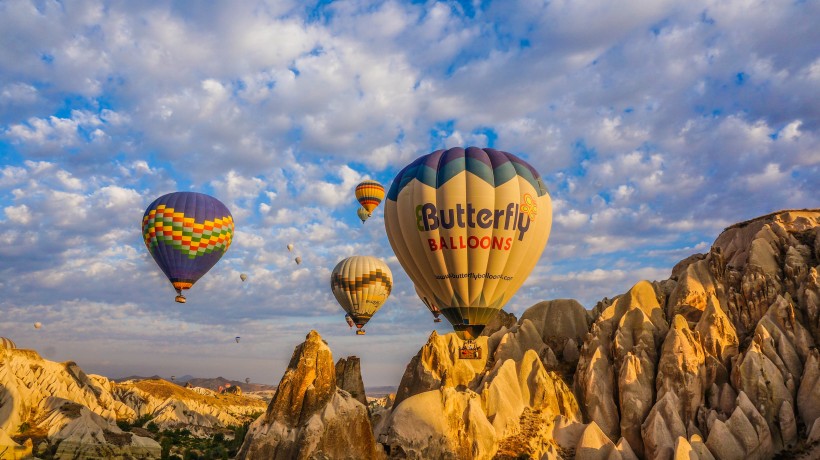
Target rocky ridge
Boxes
[0,347,266,459]
[372,209,820,459]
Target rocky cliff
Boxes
[0,347,266,459]
[373,209,820,459]
[236,330,381,460]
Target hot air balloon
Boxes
[34,322,42,329]
[245,377,251,384]
[415,285,443,323]
[294,256,302,265]
[355,180,385,218]
[344,314,355,328]
[385,147,552,358]
[235,336,241,343]
[171,375,175,382]
[330,256,393,335]
[287,243,294,252]
[142,192,234,303]
[240,273,248,282]
[357,207,370,224]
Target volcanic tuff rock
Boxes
[377,302,585,459]
[371,209,820,459]
[236,330,380,460]
[111,378,266,435]
[0,347,160,458]
[0,346,266,459]
[336,356,367,406]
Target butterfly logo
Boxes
[520,194,537,221]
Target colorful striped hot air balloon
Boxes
[142,192,234,303]
[330,256,393,335]
[355,180,385,217]
[384,147,552,352]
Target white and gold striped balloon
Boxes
[330,256,393,332]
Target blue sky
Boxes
[1,0,818,387]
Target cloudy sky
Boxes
[1,0,818,387]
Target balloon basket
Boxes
[459,341,482,360]
[356,330,366,335]
[175,295,187,304]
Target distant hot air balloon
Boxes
[415,286,443,323]
[385,147,552,358]
[240,273,248,282]
[345,314,355,328]
[294,256,302,265]
[142,192,234,303]
[245,377,251,384]
[357,207,370,224]
[331,256,392,335]
[235,336,241,343]
[171,375,175,382]
[34,322,42,329]
[287,243,294,252]
[355,180,385,218]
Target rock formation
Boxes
[336,356,367,406]
[0,346,265,458]
[371,209,820,459]
[236,330,380,460]
[377,301,585,459]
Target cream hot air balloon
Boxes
[34,322,42,329]
[415,285,443,323]
[240,273,248,282]
[287,243,294,252]
[385,147,552,358]
[357,207,370,224]
[330,256,393,335]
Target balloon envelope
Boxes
[385,147,552,339]
[330,256,392,330]
[240,273,248,282]
[142,192,234,301]
[355,180,385,214]
[235,336,241,343]
[287,243,294,252]
[34,322,42,329]
[295,256,302,265]
[357,207,370,223]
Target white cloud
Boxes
[4,204,32,225]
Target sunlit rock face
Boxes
[0,348,160,458]
[0,345,266,458]
[371,209,820,459]
[236,330,380,460]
